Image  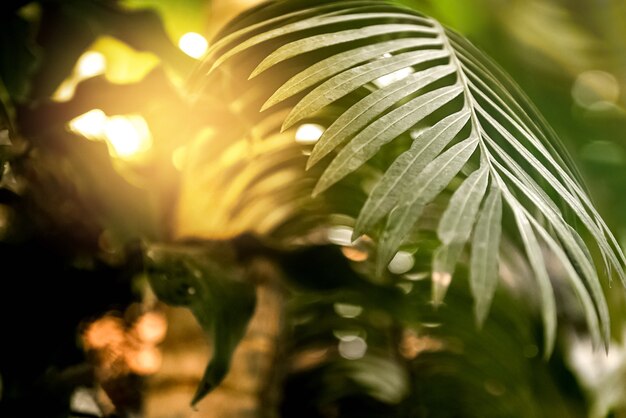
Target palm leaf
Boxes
[202,0,625,353]
[470,184,502,327]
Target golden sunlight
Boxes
[52,51,106,102]
[76,51,107,80]
[69,111,153,160]
[104,115,153,159]
[178,32,208,59]
[69,109,108,140]
[295,123,324,144]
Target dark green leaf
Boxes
[144,244,256,405]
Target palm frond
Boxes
[199,0,625,354]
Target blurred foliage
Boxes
[1,1,626,418]
[145,242,256,405]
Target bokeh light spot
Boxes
[127,347,162,375]
[327,225,354,246]
[69,109,107,140]
[134,311,167,344]
[104,115,153,159]
[431,271,452,306]
[77,51,106,79]
[572,70,620,108]
[172,146,188,171]
[338,336,367,360]
[295,123,325,144]
[373,67,414,88]
[334,303,363,318]
[178,32,208,59]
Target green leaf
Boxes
[378,134,479,270]
[284,49,451,131]
[308,64,456,168]
[252,23,440,79]
[502,186,556,358]
[354,108,470,237]
[203,1,381,66]
[527,213,604,349]
[449,31,587,187]
[469,184,502,327]
[437,164,488,245]
[210,11,436,74]
[476,104,626,284]
[313,84,462,195]
[263,37,443,112]
[204,1,626,355]
[487,151,610,346]
[0,14,39,101]
[144,245,256,405]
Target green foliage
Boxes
[200,0,625,356]
[144,243,256,405]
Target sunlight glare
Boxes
[178,32,208,59]
[104,115,153,159]
[295,123,325,144]
[77,51,106,79]
[53,78,77,102]
[373,67,414,88]
[69,109,107,140]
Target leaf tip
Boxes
[249,64,265,80]
[431,271,452,307]
[260,99,274,112]
[542,335,555,361]
[351,225,364,243]
[305,153,320,170]
[190,380,213,407]
[312,175,332,197]
[473,303,489,329]
[281,116,297,132]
